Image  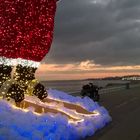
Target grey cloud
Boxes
[43,0,140,66]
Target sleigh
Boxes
[0,79,100,125]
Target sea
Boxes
[41,80,126,94]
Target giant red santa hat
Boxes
[0,0,59,102]
[0,0,59,68]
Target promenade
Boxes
[85,85,140,140]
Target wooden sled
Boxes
[0,79,99,124]
[26,80,99,116]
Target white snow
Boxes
[0,89,111,140]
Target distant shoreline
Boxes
[40,75,140,82]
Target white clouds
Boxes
[78,60,101,70]
[36,60,140,80]
[38,60,140,72]
[134,19,140,23]
[90,0,111,5]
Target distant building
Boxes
[122,76,140,81]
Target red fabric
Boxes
[0,0,57,62]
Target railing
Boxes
[99,85,126,94]
[69,83,140,96]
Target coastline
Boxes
[70,81,140,96]
[41,79,140,94]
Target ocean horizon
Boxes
[41,79,126,93]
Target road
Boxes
[85,86,140,140]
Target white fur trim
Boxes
[0,57,40,68]
[0,57,17,66]
[17,58,40,68]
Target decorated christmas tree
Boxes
[0,0,59,101]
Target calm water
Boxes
[41,80,125,93]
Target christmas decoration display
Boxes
[1,0,57,62]
[0,0,58,102]
[0,65,12,87]
[0,1,112,139]
[0,90,111,140]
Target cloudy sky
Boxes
[37,0,140,80]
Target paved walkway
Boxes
[85,86,140,140]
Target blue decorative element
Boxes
[0,90,111,140]
[0,135,6,140]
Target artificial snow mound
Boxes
[0,89,111,140]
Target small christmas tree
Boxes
[0,0,59,102]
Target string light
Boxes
[0,57,40,68]
[26,80,100,116]
[0,1,108,134]
[9,95,100,125]
[0,57,17,66]
[0,0,57,63]
[43,97,100,116]
[0,65,99,118]
[0,64,47,102]
[0,0,57,102]
[13,64,48,100]
[17,58,40,68]
[0,63,100,125]
[0,65,12,88]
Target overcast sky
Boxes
[38,0,140,80]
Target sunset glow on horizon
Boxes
[36,60,140,80]
[37,0,140,81]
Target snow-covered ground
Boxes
[0,90,111,140]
